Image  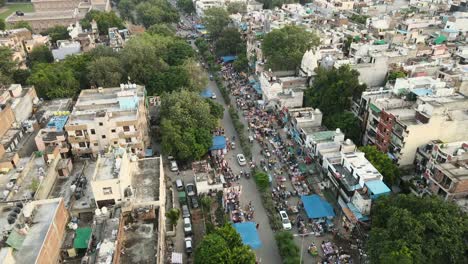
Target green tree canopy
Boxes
[0,18,6,31]
[165,208,180,227]
[304,65,366,116]
[254,171,270,191]
[195,224,256,264]
[27,63,79,99]
[359,145,399,186]
[182,58,208,92]
[262,25,320,71]
[118,0,135,22]
[147,23,175,37]
[215,28,245,56]
[387,70,407,82]
[368,194,468,264]
[28,45,53,66]
[227,2,247,14]
[275,231,300,264]
[177,0,195,14]
[323,112,361,144]
[203,7,230,39]
[0,47,17,85]
[87,56,124,88]
[44,25,69,44]
[165,39,194,66]
[233,53,249,73]
[160,90,220,161]
[81,10,125,34]
[136,0,179,28]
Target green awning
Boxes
[434,35,447,45]
[369,103,381,113]
[73,227,92,249]
[373,40,387,45]
[6,230,26,250]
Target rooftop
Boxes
[437,162,468,182]
[132,158,161,204]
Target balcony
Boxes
[68,135,90,143]
[118,131,139,138]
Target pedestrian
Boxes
[256,223,259,229]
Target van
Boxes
[170,161,178,172]
[175,179,184,191]
[182,205,190,218]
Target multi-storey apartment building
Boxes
[65,84,149,158]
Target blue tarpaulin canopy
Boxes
[253,82,262,94]
[411,88,433,96]
[145,148,153,157]
[196,24,205,29]
[301,195,335,219]
[234,222,262,249]
[347,202,369,222]
[209,136,226,150]
[365,180,391,199]
[221,56,237,63]
[200,88,214,98]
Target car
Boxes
[175,179,184,191]
[209,74,214,80]
[185,237,193,254]
[211,93,217,99]
[190,196,199,209]
[263,149,271,157]
[279,210,292,230]
[186,183,196,197]
[231,142,236,149]
[237,154,247,166]
[183,217,192,235]
[182,205,190,218]
[170,161,178,172]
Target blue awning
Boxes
[234,222,262,249]
[200,88,214,98]
[196,24,205,30]
[145,148,153,157]
[253,82,262,94]
[221,56,237,63]
[411,88,433,96]
[209,136,226,150]
[347,202,369,222]
[301,195,335,219]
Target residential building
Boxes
[0,28,32,68]
[65,84,149,158]
[195,0,226,16]
[192,160,224,194]
[259,70,307,108]
[285,107,323,145]
[35,114,71,158]
[0,198,69,264]
[52,40,81,60]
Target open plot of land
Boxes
[0,3,34,20]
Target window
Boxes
[99,122,103,126]
[102,135,106,139]
[103,187,112,195]
[125,138,132,143]
[90,129,96,135]
[94,143,98,146]
[75,130,83,136]
[123,126,130,132]
[79,142,86,148]
[114,141,118,145]
[111,129,116,133]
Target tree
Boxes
[147,66,190,95]
[215,28,245,56]
[233,53,249,73]
[0,47,17,85]
[160,90,219,161]
[45,25,69,45]
[387,70,407,82]
[13,21,32,31]
[147,24,175,36]
[165,39,194,66]
[206,99,224,119]
[368,195,468,264]
[136,0,179,28]
[165,208,180,228]
[0,19,6,31]
[12,69,30,85]
[118,0,135,22]
[27,63,79,99]
[81,10,125,34]
[304,65,366,116]
[200,195,213,213]
[262,25,320,71]
[254,171,270,191]
[177,0,195,14]
[62,54,92,89]
[28,45,53,66]
[195,224,256,264]
[323,112,361,144]
[203,7,230,39]
[359,146,399,186]
[182,58,208,92]
[87,56,123,87]
[275,231,300,264]
[350,14,369,25]
[227,2,247,14]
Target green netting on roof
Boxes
[73,227,92,249]
[6,230,26,250]
[369,103,381,113]
[354,36,361,41]
[434,35,447,45]
[373,40,387,45]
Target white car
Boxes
[211,93,217,99]
[279,210,292,230]
[185,237,193,253]
[237,154,247,166]
[183,217,192,235]
[170,161,178,172]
